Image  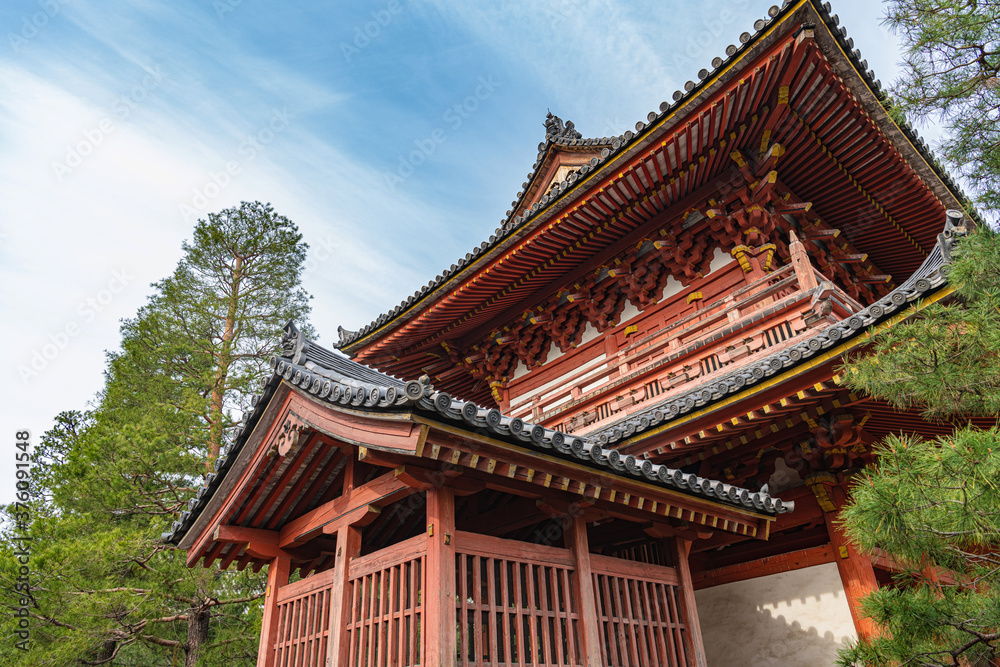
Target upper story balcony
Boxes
[505,241,864,440]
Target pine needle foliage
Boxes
[842,228,1000,420]
[884,0,1000,216]
[1,202,312,666]
[837,226,1000,666]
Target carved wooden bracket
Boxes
[267,415,311,458]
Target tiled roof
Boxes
[588,213,968,446]
[163,212,966,547]
[336,0,976,351]
[163,325,802,546]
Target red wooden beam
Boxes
[567,515,603,667]
[693,543,836,589]
[214,525,277,545]
[277,469,413,548]
[212,526,295,560]
[425,486,457,664]
[326,524,362,667]
[819,483,881,641]
[671,538,708,667]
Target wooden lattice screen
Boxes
[590,554,689,667]
[271,533,692,667]
[272,568,335,666]
[345,533,427,666]
[453,531,583,667]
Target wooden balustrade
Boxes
[503,264,862,434]
[272,568,336,667]
[271,530,701,666]
[590,556,689,667]
[453,531,582,667]
[345,533,427,666]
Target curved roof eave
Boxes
[337,0,978,355]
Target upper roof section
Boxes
[338,0,976,403]
[506,112,617,223]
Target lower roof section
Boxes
[166,328,799,561]
[170,384,784,572]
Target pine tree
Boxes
[884,0,1000,217]
[836,227,1000,666]
[0,201,312,666]
[150,200,312,464]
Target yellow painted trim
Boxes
[624,284,955,447]
[410,414,772,523]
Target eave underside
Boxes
[183,388,778,575]
[351,23,951,404]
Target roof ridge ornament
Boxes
[280,319,299,359]
[337,325,357,347]
[544,110,582,141]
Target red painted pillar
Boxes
[670,538,708,667]
[567,515,603,667]
[425,486,456,666]
[815,481,881,640]
[257,556,290,667]
[327,524,362,667]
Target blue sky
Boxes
[0,0,920,503]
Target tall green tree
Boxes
[150,201,312,464]
[836,226,1000,666]
[885,0,1000,216]
[0,201,312,666]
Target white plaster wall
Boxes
[619,299,642,325]
[511,358,529,380]
[545,341,565,364]
[694,563,856,666]
[708,247,734,274]
[578,322,599,346]
[662,275,683,301]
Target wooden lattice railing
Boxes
[453,531,583,667]
[590,554,688,667]
[345,533,427,666]
[270,532,694,667]
[507,260,862,434]
[272,568,335,666]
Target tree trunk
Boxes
[184,606,210,667]
[207,254,242,467]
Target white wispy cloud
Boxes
[0,6,443,503]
